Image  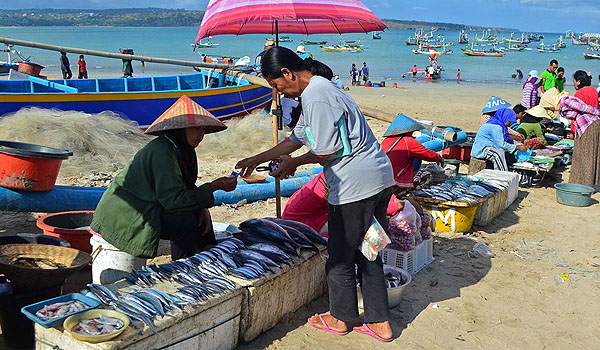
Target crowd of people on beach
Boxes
[471,58,599,187]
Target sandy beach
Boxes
[1,82,599,349]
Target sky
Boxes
[2,0,599,33]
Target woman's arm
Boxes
[236,138,303,177]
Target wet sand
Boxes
[1,82,599,349]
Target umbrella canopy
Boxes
[195,0,387,43]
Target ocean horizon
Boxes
[1,26,598,88]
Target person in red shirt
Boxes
[77,55,88,79]
[457,69,461,83]
[282,115,443,235]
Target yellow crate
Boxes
[421,203,480,233]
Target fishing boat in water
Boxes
[267,36,293,43]
[584,53,600,59]
[555,35,566,48]
[0,71,272,127]
[475,30,497,43]
[537,42,560,53]
[300,40,327,45]
[462,44,505,57]
[320,45,363,53]
[0,44,25,76]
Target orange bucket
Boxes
[18,62,44,76]
[0,141,72,191]
[37,211,94,253]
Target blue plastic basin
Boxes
[554,183,595,207]
[20,293,100,328]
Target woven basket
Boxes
[0,244,92,290]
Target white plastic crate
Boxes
[382,238,434,275]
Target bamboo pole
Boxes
[0,36,232,70]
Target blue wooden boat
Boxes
[0,71,272,127]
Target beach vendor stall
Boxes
[471,108,528,172]
[90,95,237,261]
[235,47,395,342]
[528,88,600,186]
[281,115,444,235]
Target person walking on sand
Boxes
[60,52,72,79]
[361,62,369,83]
[77,55,88,79]
[236,47,395,342]
[539,59,558,93]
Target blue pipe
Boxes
[416,129,468,152]
[0,174,316,212]
[239,166,323,184]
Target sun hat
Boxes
[525,105,551,119]
[144,95,227,135]
[528,70,539,78]
[296,45,306,54]
[539,88,568,110]
[482,96,511,114]
[383,114,424,137]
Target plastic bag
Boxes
[360,216,391,261]
[388,200,418,237]
[420,210,433,240]
[414,212,423,245]
[388,233,415,252]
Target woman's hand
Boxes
[516,144,528,153]
[235,156,259,178]
[210,177,238,192]
[270,155,298,179]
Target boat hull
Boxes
[0,75,272,127]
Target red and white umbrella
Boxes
[195,0,386,216]
[195,0,386,42]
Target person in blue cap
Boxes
[480,96,524,142]
[472,107,528,171]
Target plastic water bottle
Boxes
[0,274,13,295]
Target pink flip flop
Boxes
[353,323,393,342]
[307,313,349,336]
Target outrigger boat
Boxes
[0,71,272,127]
[475,30,497,43]
[300,40,327,45]
[583,53,600,59]
[195,37,220,48]
[268,36,293,42]
[412,43,452,55]
[0,44,27,76]
[502,33,529,44]
[537,42,560,53]
[462,44,505,57]
[320,45,363,53]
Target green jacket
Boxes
[90,136,214,258]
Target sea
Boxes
[1,26,599,88]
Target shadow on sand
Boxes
[237,235,491,348]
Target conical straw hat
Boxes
[383,114,424,137]
[482,96,511,114]
[144,95,227,135]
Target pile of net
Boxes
[0,108,152,184]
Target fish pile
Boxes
[413,180,508,204]
[71,315,125,336]
[35,300,89,321]
[384,271,408,289]
[11,257,66,269]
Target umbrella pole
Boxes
[273,20,282,218]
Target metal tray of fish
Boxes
[21,293,101,328]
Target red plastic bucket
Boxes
[0,141,72,191]
[37,211,94,253]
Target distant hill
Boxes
[0,8,517,32]
[382,19,518,32]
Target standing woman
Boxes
[236,47,395,341]
[532,88,600,186]
[91,96,237,260]
[573,70,599,108]
[521,70,542,109]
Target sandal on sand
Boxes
[353,323,393,342]
[307,313,349,336]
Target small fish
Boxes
[239,219,298,247]
[266,218,327,245]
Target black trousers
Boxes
[62,69,72,79]
[159,211,215,260]
[326,187,392,323]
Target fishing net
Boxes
[196,110,286,162]
[0,108,152,182]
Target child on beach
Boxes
[77,55,88,79]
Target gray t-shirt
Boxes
[289,76,394,205]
